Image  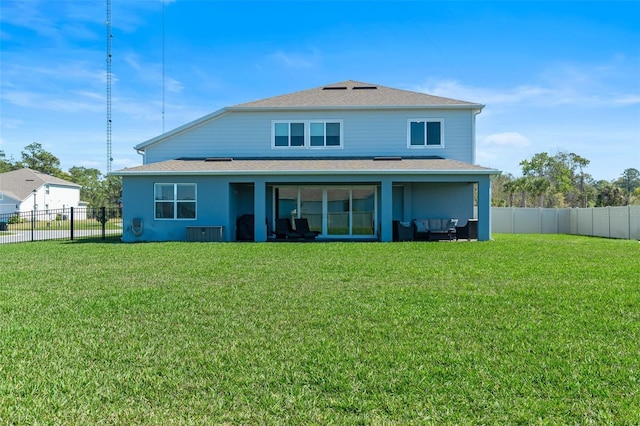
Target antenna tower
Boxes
[106,0,113,172]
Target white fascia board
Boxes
[229,104,485,112]
[113,169,499,177]
[134,108,230,151]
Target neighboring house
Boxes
[0,168,81,218]
[113,80,499,242]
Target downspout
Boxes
[136,149,146,165]
[472,108,483,165]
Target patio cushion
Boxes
[428,219,441,231]
[414,219,429,233]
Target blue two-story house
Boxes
[114,80,498,242]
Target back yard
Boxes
[1,235,638,424]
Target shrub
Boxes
[8,213,22,224]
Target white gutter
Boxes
[111,168,499,177]
[228,104,486,112]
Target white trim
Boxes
[308,120,344,149]
[271,120,344,149]
[153,183,197,220]
[135,108,230,151]
[271,120,307,149]
[406,118,445,149]
[230,104,484,112]
[117,169,499,177]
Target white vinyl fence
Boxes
[492,206,640,240]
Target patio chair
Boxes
[274,218,303,241]
[294,218,320,240]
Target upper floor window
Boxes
[408,119,444,148]
[273,120,342,148]
[154,183,196,220]
[310,122,341,147]
[274,122,305,147]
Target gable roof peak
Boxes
[234,80,482,109]
[0,167,80,201]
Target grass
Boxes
[1,235,639,424]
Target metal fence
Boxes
[492,206,640,240]
[0,207,122,244]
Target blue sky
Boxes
[1,0,639,181]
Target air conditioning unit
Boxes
[186,226,224,242]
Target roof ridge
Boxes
[233,80,482,109]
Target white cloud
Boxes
[122,52,183,93]
[414,80,551,105]
[481,132,531,148]
[415,57,640,108]
[0,117,24,131]
[610,94,640,106]
[2,90,104,113]
[268,49,320,69]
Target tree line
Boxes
[3,144,638,209]
[1,143,122,208]
[492,151,639,208]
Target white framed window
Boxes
[407,119,444,148]
[154,183,197,220]
[274,121,305,147]
[272,120,343,148]
[310,121,342,147]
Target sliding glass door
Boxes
[299,187,323,234]
[327,188,350,235]
[274,185,376,238]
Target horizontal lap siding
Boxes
[143,109,475,164]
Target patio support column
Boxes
[380,178,393,242]
[477,177,492,241]
[254,179,267,242]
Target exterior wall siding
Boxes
[16,185,80,215]
[122,173,488,242]
[143,109,475,164]
[0,195,20,216]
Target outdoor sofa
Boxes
[413,218,458,241]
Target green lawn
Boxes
[1,235,639,424]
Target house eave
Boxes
[134,108,230,151]
[228,104,485,112]
[112,169,499,177]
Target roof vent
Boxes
[205,157,233,162]
[322,86,347,90]
[353,86,377,90]
[373,156,402,161]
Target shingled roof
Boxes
[234,80,483,109]
[0,168,80,201]
[114,157,497,176]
